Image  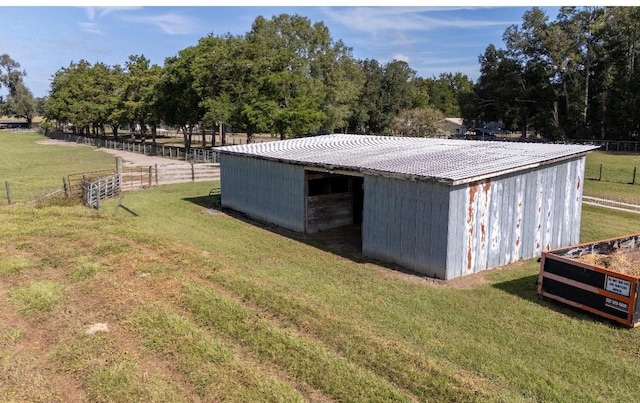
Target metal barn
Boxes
[216,134,596,280]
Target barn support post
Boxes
[5,181,12,204]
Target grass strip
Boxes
[130,305,304,402]
[52,334,183,403]
[183,282,411,402]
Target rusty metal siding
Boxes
[220,154,305,232]
[445,157,585,279]
[362,175,450,278]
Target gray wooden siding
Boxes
[445,157,585,279]
[220,154,305,232]
[362,176,450,277]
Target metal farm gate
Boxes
[81,174,121,208]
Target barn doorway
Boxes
[305,171,364,251]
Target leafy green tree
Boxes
[35,97,47,116]
[426,72,474,117]
[391,107,446,137]
[156,46,203,153]
[275,95,326,136]
[191,34,241,146]
[5,80,36,127]
[381,60,416,123]
[349,59,420,134]
[0,54,25,96]
[45,60,125,136]
[592,7,640,140]
[408,77,430,109]
[122,55,162,143]
[44,66,73,130]
[475,44,538,136]
[499,6,613,139]
[0,54,37,127]
[321,50,364,134]
[349,59,383,133]
[241,14,340,140]
[46,60,95,134]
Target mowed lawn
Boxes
[584,151,640,204]
[1,131,640,402]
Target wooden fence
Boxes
[120,163,220,189]
[45,131,219,163]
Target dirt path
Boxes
[37,138,196,167]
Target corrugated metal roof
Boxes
[216,134,598,185]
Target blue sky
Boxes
[1,6,560,98]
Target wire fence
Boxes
[584,163,640,185]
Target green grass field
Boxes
[1,131,640,401]
[584,151,640,204]
[0,131,116,204]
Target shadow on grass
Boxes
[181,190,447,285]
[492,273,617,326]
[492,273,540,302]
[183,188,221,209]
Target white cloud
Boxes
[80,22,103,35]
[322,7,515,35]
[85,7,96,21]
[98,7,142,18]
[82,7,143,35]
[393,54,410,63]
[84,6,142,20]
[122,13,199,35]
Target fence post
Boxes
[598,164,603,181]
[148,166,153,187]
[116,157,123,186]
[633,167,637,185]
[96,183,101,210]
[63,177,69,198]
[155,164,159,185]
[191,162,195,182]
[5,181,12,204]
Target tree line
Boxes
[41,14,471,152]
[4,7,640,149]
[472,6,640,140]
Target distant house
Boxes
[444,118,466,137]
[216,134,597,280]
[0,116,41,129]
[0,118,29,129]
